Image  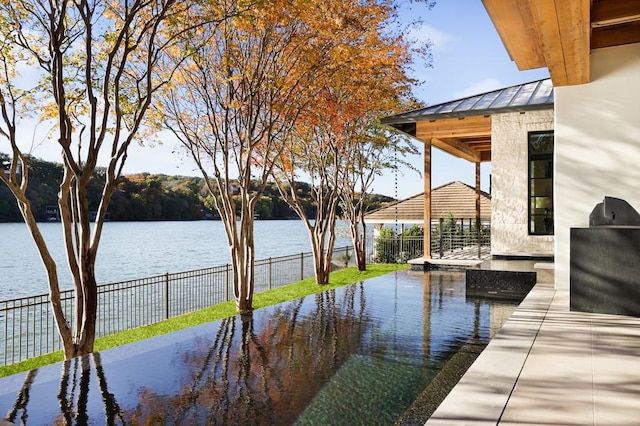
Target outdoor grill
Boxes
[571,196,640,317]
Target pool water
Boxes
[0,270,519,425]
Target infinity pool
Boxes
[0,270,519,425]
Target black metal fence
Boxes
[0,222,492,367]
[432,219,491,259]
[0,247,347,366]
[371,221,491,262]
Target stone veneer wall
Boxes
[491,109,554,257]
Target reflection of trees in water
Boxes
[126,283,369,425]
[5,352,123,425]
[5,369,37,424]
[1,284,369,424]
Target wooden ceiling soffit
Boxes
[592,1,640,27]
[591,1,640,49]
[416,116,491,163]
[483,0,590,86]
[431,138,481,163]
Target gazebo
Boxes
[365,181,491,229]
[365,181,491,259]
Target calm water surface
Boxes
[0,221,351,300]
[0,270,518,425]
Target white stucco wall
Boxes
[555,43,640,290]
[491,110,555,257]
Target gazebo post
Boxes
[424,139,432,259]
[476,162,481,259]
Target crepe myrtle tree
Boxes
[156,0,347,311]
[0,0,223,359]
[274,0,426,283]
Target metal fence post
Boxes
[225,264,230,301]
[300,253,304,280]
[439,218,444,258]
[477,217,482,259]
[268,258,272,290]
[164,273,169,320]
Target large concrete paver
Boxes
[425,283,555,425]
[500,293,594,426]
[591,315,640,425]
[425,282,640,426]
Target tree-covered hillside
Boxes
[0,154,394,222]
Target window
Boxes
[528,131,554,235]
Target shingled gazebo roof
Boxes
[365,181,491,224]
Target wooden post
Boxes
[424,139,432,259]
[476,162,482,259]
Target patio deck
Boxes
[425,271,640,425]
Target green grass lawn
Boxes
[0,263,410,378]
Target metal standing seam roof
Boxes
[365,181,491,224]
[382,78,554,124]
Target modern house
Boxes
[384,1,640,292]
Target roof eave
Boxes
[382,102,554,126]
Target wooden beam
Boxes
[555,0,590,85]
[424,139,432,259]
[482,0,545,70]
[528,0,590,86]
[416,116,491,139]
[528,0,568,86]
[467,141,492,150]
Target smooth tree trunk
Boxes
[57,168,109,358]
[202,172,259,314]
[2,159,102,359]
[231,206,256,313]
[350,220,367,271]
[309,230,334,285]
[303,189,340,285]
[16,199,75,355]
[345,201,368,271]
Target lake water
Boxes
[0,221,353,300]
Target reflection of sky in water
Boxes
[0,270,518,425]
